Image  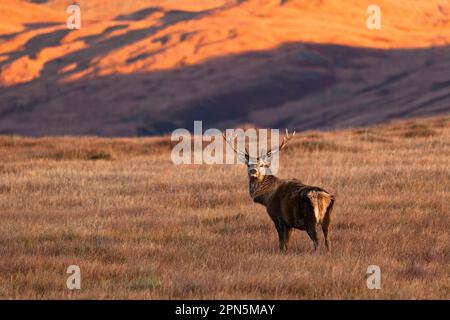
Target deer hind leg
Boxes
[322,198,334,252]
[322,217,330,252]
[306,220,319,251]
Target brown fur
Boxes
[224,130,335,252]
[249,175,335,252]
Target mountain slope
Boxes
[0,0,449,135]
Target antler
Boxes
[222,132,249,160]
[265,129,296,158]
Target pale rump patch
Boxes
[307,191,333,224]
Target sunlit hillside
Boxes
[0,0,449,135]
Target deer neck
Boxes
[249,174,279,206]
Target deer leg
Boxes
[322,215,331,252]
[274,219,288,252]
[306,222,318,251]
[284,226,293,252]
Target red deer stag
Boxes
[223,130,335,252]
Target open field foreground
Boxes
[0,116,449,299]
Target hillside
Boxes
[0,0,449,135]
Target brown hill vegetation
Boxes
[0,1,449,135]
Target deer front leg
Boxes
[273,218,292,252]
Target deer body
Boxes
[224,129,335,252]
[249,174,335,252]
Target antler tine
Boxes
[222,132,249,158]
[265,128,296,158]
[278,128,296,151]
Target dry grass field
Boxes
[0,116,449,299]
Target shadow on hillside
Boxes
[0,6,219,71]
[0,23,449,136]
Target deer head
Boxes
[223,129,296,180]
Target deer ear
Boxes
[258,154,270,166]
[237,153,249,164]
[261,151,273,163]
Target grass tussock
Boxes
[289,140,360,153]
[402,123,437,138]
[0,116,448,299]
[32,149,115,161]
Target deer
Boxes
[223,129,335,252]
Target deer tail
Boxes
[307,191,335,224]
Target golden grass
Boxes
[0,116,449,299]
